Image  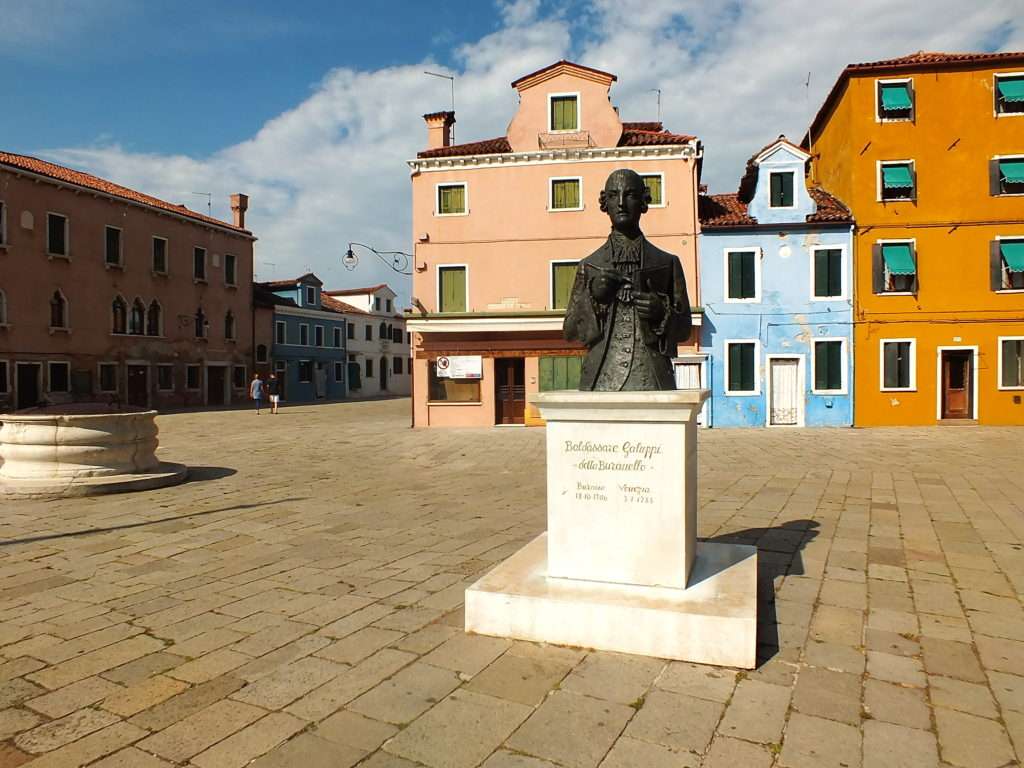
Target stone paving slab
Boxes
[0,399,1023,767]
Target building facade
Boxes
[407,60,703,427]
[0,151,254,411]
[699,138,855,428]
[806,51,1024,425]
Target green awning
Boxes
[882,164,914,189]
[998,77,1024,102]
[1001,241,1024,272]
[999,159,1024,183]
[880,84,912,110]
[882,244,916,275]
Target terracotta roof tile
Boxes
[320,295,367,315]
[324,284,390,296]
[261,273,321,289]
[621,121,664,132]
[699,187,852,228]
[617,128,696,147]
[423,110,455,121]
[0,150,252,235]
[511,60,617,88]
[416,137,512,159]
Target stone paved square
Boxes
[1,399,1022,767]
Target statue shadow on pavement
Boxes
[703,519,820,667]
[180,465,237,484]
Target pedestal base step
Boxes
[1,462,188,500]
[465,534,757,668]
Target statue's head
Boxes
[599,169,650,234]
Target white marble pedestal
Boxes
[465,390,758,668]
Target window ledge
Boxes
[427,400,483,406]
[226,338,237,344]
[548,207,584,213]
[0,243,9,251]
[995,289,1024,294]
[195,337,209,343]
[48,327,71,335]
[812,390,848,396]
[880,388,917,393]
[47,253,71,261]
[104,262,125,271]
[997,385,1024,391]
[152,271,168,278]
[723,391,760,397]
[875,292,916,297]
[996,112,1024,118]
[193,278,208,285]
[225,283,238,289]
[434,211,469,217]
[994,192,1024,197]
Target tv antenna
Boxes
[191,192,212,216]
[424,71,456,142]
[649,88,662,122]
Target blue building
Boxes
[255,273,348,402]
[698,137,854,428]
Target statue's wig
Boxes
[598,168,652,213]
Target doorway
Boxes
[495,357,525,425]
[379,357,387,391]
[767,356,803,427]
[274,361,287,400]
[207,365,227,406]
[126,365,148,407]
[16,363,41,410]
[941,350,974,419]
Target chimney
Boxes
[230,193,249,228]
[423,111,456,150]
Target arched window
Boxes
[129,298,146,335]
[112,296,127,334]
[379,321,387,338]
[0,289,7,325]
[256,344,268,363]
[147,300,161,336]
[195,307,206,339]
[225,310,236,340]
[50,290,67,329]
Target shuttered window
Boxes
[438,184,466,215]
[439,266,467,313]
[641,174,663,205]
[550,178,581,210]
[996,74,1024,115]
[105,227,122,266]
[877,80,913,119]
[1001,339,1024,388]
[727,250,758,300]
[882,340,914,390]
[726,342,756,393]
[880,162,915,201]
[814,341,844,392]
[539,356,584,391]
[551,262,578,309]
[550,95,578,131]
[813,249,843,298]
[769,172,795,207]
[47,213,67,256]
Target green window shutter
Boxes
[440,267,466,312]
[741,252,756,298]
[643,175,662,205]
[815,341,843,390]
[728,344,754,391]
[566,355,583,390]
[814,250,828,297]
[740,345,754,390]
[1001,240,1024,272]
[727,253,741,299]
[882,164,914,190]
[728,252,756,299]
[881,243,916,275]
[728,344,741,390]
[552,263,577,309]
[999,159,1024,184]
[998,77,1024,103]
[1002,340,1023,387]
[815,249,843,297]
[551,96,577,130]
[539,358,554,391]
[883,343,899,388]
[770,173,794,207]
[552,180,579,209]
[439,185,465,214]
[828,250,843,296]
[880,83,913,111]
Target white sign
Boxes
[435,355,482,379]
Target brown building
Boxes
[0,151,255,411]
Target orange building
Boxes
[407,60,703,427]
[806,51,1024,425]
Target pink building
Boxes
[407,60,703,427]
[0,151,255,411]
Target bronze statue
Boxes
[564,169,692,390]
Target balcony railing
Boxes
[538,131,594,149]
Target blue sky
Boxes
[4,0,1022,306]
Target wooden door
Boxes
[495,358,525,425]
[769,359,800,426]
[207,366,226,406]
[942,351,972,418]
[126,365,148,407]
[16,363,40,410]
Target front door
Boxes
[769,358,800,426]
[126,365,148,407]
[207,366,226,406]
[495,358,525,425]
[942,351,973,419]
[16,363,41,410]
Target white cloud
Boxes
[40,0,1023,305]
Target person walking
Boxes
[249,373,264,414]
[266,372,281,414]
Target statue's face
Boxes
[603,171,647,232]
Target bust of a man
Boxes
[563,168,692,391]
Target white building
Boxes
[322,284,411,397]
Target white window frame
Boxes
[334,361,344,382]
[224,253,237,287]
[104,225,124,268]
[875,77,914,122]
[46,211,70,259]
[314,324,325,347]
[547,91,581,132]
[156,364,175,392]
[767,170,798,210]
[724,339,761,396]
[638,171,666,208]
[879,338,917,392]
[305,285,316,305]
[993,154,1024,197]
[47,360,71,393]
[97,362,118,393]
[332,327,342,348]
[994,72,1024,118]
[996,235,1024,292]
[299,323,310,346]
[436,264,469,313]
[811,337,849,395]
[997,336,1024,391]
[549,259,579,310]
[548,176,584,212]
[152,236,168,275]
[935,345,980,421]
[877,159,916,202]
[185,364,202,391]
[193,246,207,282]
[877,238,917,296]
[722,247,762,304]
[435,181,469,217]
[809,244,848,301]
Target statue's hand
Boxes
[634,290,665,325]
[589,270,624,303]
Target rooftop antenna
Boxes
[424,71,456,142]
[254,260,276,281]
[649,88,662,123]
[191,192,212,216]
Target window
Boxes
[0,361,8,394]
[881,339,915,391]
[365,324,372,341]
[374,297,381,311]
[813,340,845,393]
[876,79,914,121]
[99,363,118,393]
[392,326,402,343]
[152,237,168,274]
[379,321,387,339]
[193,247,206,281]
[879,161,915,201]
[313,325,324,347]
[333,327,342,348]
[129,298,146,335]
[539,356,584,391]
[549,177,582,211]
[640,173,664,206]
[407,331,411,344]
[995,74,1024,115]
[428,360,480,402]
[48,362,70,393]
[50,290,68,329]
[147,300,161,336]
[186,364,201,390]
[47,213,68,257]
[365,358,373,378]
[992,238,1024,291]
[0,289,6,325]
[330,361,341,382]
[298,361,312,383]
[393,357,402,374]
[812,247,844,299]
[105,226,123,267]
[437,183,467,215]
[195,307,206,339]
[225,310,236,341]
[256,344,268,363]
[305,286,315,305]
[224,253,237,286]
[112,296,127,334]
[386,299,392,312]
[551,261,578,310]
[275,321,286,344]
[725,249,759,301]
[157,365,174,391]
[873,241,917,294]
[999,338,1024,389]
[348,353,356,363]
[438,266,467,312]
[347,323,355,340]
[725,341,758,394]
[769,172,795,208]
[232,366,246,389]
[299,324,309,346]
[990,156,1024,196]
[549,94,579,131]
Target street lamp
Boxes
[343,242,414,275]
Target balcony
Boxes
[538,131,594,150]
